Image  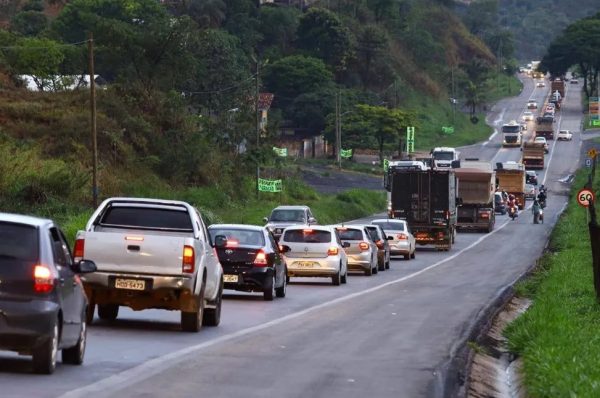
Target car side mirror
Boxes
[214,235,227,248]
[308,217,316,224]
[387,236,394,240]
[279,245,291,253]
[262,217,269,223]
[72,259,97,274]
[342,242,351,248]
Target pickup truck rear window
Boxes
[0,222,39,262]
[100,207,193,231]
[283,229,331,243]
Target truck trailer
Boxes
[535,116,555,140]
[455,161,495,233]
[521,141,545,170]
[495,162,526,209]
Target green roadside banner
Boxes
[593,119,600,127]
[383,159,390,171]
[340,149,353,159]
[406,126,415,153]
[273,147,288,157]
[258,178,282,193]
[442,126,454,134]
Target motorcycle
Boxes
[539,198,546,209]
[508,206,518,220]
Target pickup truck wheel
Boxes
[263,275,275,301]
[203,281,222,327]
[97,304,118,321]
[181,286,205,333]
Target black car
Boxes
[526,170,538,185]
[0,213,97,374]
[209,224,287,301]
[494,192,507,215]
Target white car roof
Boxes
[0,212,52,228]
[273,205,309,211]
[283,225,332,232]
[208,224,264,231]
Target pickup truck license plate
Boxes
[114,278,145,291]
[223,274,238,283]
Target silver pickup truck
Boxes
[75,198,223,332]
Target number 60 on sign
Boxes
[577,188,595,207]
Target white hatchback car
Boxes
[334,225,379,276]
[279,226,348,286]
[534,136,549,153]
[371,219,416,260]
[557,130,573,141]
[522,111,534,121]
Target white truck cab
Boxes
[431,147,460,169]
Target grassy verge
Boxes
[298,158,384,176]
[504,169,600,397]
[487,74,523,103]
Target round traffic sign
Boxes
[588,148,598,159]
[577,188,595,207]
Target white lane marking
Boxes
[60,222,512,398]
[542,102,564,186]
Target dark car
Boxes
[0,213,97,374]
[494,192,507,215]
[526,170,538,185]
[364,225,391,271]
[209,224,287,301]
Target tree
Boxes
[296,8,353,72]
[257,6,300,57]
[180,0,226,29]
[10,10,48,36]
[354,24,389,87]
[7,37,65,90]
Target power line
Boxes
[0,40,89,50]
[184,74,258,96]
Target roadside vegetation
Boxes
[505,168,600,397]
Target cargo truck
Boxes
[551,78,565,98]
[495,162,526,209]
[455,160,495,233]
[385,161,457,251]
[502,121,522,147]
[535,116,555,140]
[521,141,545,170]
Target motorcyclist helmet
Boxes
[509,194,515,200]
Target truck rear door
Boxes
[392,171,430,224]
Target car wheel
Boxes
[203,279,222,326]
[341,265,348,284]
[411,251,416,259]
[364,265,373,276]
[62,315,86,365]
[378,258,385,272]
[97,304,119,321]
[86,300,95,325]
[263,274,275,301]
[372,262,378,275]
[275,269,287,298]
[385,258,390,269]
[404,253,410,260]
[286,275,290,284]
[33,322,58,374]
[181,283,205,332]
[331,269,341,286]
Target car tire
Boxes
[341,266,348,284]
[97,304,119,321]
[181,283,205,332]
[364,266,373,276]
[411,251,416,259]
[275,269,287,298]
[286,275,290,284]
[378,259,385,272]
[404,253,410,260]
[263,275,275,301]
[86,301,95,325]
[203,279,222,326]
[33,322,58,374]
[372,262,378,275]
[385,259,390,269]
[62,316,87,365]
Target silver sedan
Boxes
[334,225,379,276]
[371,219,416,260]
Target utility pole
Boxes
[88,32,98,209]
[451,63,456,126]
[335,90,342,169]
[255,58,260,199]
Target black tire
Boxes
[97,304,119,321]
[86,301,95,325]
[404,253,410,260]
[341,267,348,284]
[411,251,416,259]
[33,322,58,374]
[286,275,290,284]
[275,269,287,298]
[62,316,87,365]
[372,263,378,275]
[332,267,341,285]
[385,259,390,269]
[364,266,373,276]
[203,280,222,327]
[263,275,275,301]
[181,283,205,332]
[378,258,385,272]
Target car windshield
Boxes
[0,222,39,262]
[209,228,264,247]
[372,221,406,231]
[283,229,331,243]
[502,125,520,134]
[269,209,305,222]
[433,152,454,161]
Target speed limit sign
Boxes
[577,188,595,207]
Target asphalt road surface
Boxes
[0,76,585,398]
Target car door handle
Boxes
[59,277,65,285]
[127,245,141,251]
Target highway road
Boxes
[0,76,585,398]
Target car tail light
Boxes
[226,239,239,248]
[437,232,445,239]
[397,233,408,240]
[479,211,490,219]
[358,242,370,251]
[182,245,195,273]
[375,240,384,249]
[327,246,339,256]
[303,229,314,233]
[73,238,85,262]
[33,265,54,294]
[254,250,268,267]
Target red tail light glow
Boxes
[375,240,384,249]
[182,245,195,273]
[358,242,370,251]
[397,233,408,240]
[254,250,268,266]
[73,238,85,262]
[226,240,239,248]
[33,265,54,293]
[479,211,490,219]
[327,246,339,256]
[303,229,314,233]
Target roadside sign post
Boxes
[586,158,593,168]
[590,97,599,127]
[258,178,282,193]
[578,188,595,208]
[340,149,353,159]
[406,127,415,153]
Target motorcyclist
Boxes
[507,194,518,219]
[537,186,547,208]
[532,199,542,224]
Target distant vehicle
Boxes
[455,160,496,233]
[570,79,579,84]
[371,219,416,260]
[264,205,317,240]
[431,147,460,169]
[526,170,538,185]
[536,81,545,87]
[521,123,527,131]
[525,184,536,200]
[495,162,526,210]
[527,100,538,109]
[522,141,546,170]
[502,121,522,147]
[279,226,348,285]
[208,224,287,300]
[335,225,379,276]
[551,79,566,98]
[364,224,391,271]
[534,136,549,153]
[557,129,573,141]
[522,111,534,121]
[535,115,555,140]
[0,213,97,374]
[494,192,507,215]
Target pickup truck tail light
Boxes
[479,211,490,219]
[327,246,339,256]
[182,245,195,273]
[253,250,268,267]
[397,233,408,240]
[358,242,370,251]
[73,238,85,262]
[33,265,54,294]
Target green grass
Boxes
[299,158,384,176]
[487,74,523,103]
[505,169,600,397]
